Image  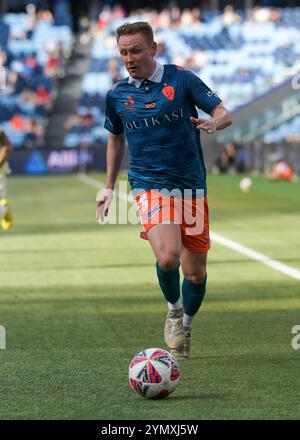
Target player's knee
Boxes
[157,252,180,271]
[183,268,206,284]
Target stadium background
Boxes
[0,0,300,420]
[1,0,300,175]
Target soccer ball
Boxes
[239,177,252,192]
[129,348,180,399]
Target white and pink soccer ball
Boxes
[129,348,180,399]
[239,177,252,192]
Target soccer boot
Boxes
[164,308,184,350]
[170,326,192,360]
[0,198,13,231]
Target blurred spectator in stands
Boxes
[252,6,280,23]
[20,88,36,112]
[45,50,60,78]
[112,3,126,20]
[98,5,113,29]
[10,114,26,131]
[225,142,237,169]
[271,160,294,181]
[214,142,247,174]
[156,41,168,64]
[214,150,231,174]
[80,111,94,129]
[37,9,54,24]
[35,85,52,110]
[24,56,39,76]
[222,5,242,27]
[108,59,122,84]
[181,9,194,27]
[235,144,247,173]
[25,3,37,38]
[64,113,81,131]
[239,69,252,83]
[0,49,7,68]
[253,6,271,22]
[170,16,181,29]
[25,117,44,148]
[172,54,187,68]
[185,51,207,70]
[170,5,181,22]
[179,7,201,28]
[194,49,207,69]
[2,71,24,96]
[158,8,171,29]
[191,8,202,26]
[64,110,95,132]
[0,16,9,49]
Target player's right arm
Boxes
[96,88,125,221]
[0,130,12,169]
[96,131,126,221]
[105,131,126,190]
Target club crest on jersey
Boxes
[124,95,135,112]
[162,85,175,101]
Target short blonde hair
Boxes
[116,22,154,45]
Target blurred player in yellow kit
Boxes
[0,129,13,231]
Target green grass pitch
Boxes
[0,173,299,419]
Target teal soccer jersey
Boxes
[104,64,221,195]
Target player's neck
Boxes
[144,60,156,80]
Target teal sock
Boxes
[182,273,207,316]
[156,261,180,305]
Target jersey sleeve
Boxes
[184,70,221,114]
[104,91,124,135]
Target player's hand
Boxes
[96,187,114,222]
[190,116,217,135]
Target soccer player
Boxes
[0,129,13,231]
[97,22,232,359]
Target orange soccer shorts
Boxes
[135,190,210,253]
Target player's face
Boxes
[118,33,157,79]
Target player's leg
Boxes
[0,173,12,230]
[180,248,207,325]
[147,222,182,313]
[0,173,6,217]
[170,196,210,359]
[181,195,209,324]
[136,190,183,310]
[147,223,185,350]
[170,249,208,359]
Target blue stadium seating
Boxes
[65,7,300,148]
[0,10,72,148]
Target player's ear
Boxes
[151,41,157,56]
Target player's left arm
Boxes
[0,129,12,169]
[190,102,232,135]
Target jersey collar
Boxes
[128,61,164,88]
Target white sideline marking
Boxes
[211,232,300,281]
[78,173,103,189]
[78,173,130,201]
[79,173,300,281]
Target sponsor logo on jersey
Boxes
[162,85,175,101]
[207,90,219,99]
[145,101,156,108]
[125,107,184,132]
